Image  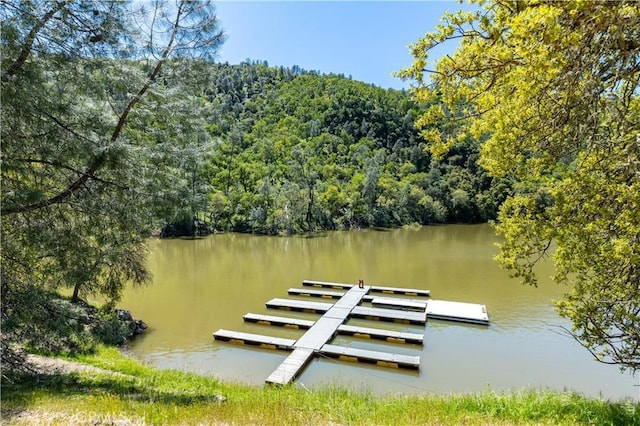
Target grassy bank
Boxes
[1,347,638,425]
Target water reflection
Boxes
[120,225,637,399]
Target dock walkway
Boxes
[265,285,370,385]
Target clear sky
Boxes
[213,1,475,90]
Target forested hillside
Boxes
[177,61,510,235]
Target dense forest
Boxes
[165,61,511,235]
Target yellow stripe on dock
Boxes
[354,333,371,339]
[339,355,358,363]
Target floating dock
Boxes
[243,313,423,345]
[265,285,372,385]
[302,280,354,290]
[213,329,295,350]
[368,285,430,297]
[288,288,344,299]
[371,297,428,312]
[266,298,332,313]
[350,306,427,324]
[336,324,423,345]
[302,280,431,297]
[426,299,490,325]
[213,279,489,385]
[243,313,315,329]
[320,344,420,369]
[287,287,488,325]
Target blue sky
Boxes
[213,1,474,90]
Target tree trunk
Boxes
[71,282,81,303]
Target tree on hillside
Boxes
[1,0,225,366]
[203,69,502,233]
[399,0,639,372]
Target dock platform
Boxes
[288,288,345,299]
[371,297,428,312]
[426,300,489,325]
[302,280,430,297]
[302,280,354,290]
[351,306,427,324]
[320,344,420,369]
[244,313,423,345]
[368,285,430,297]
[337,324,424,345]
[243,313,315,329]
[213,329,295,351]
[214,279,489,385]
[266,298,333,313]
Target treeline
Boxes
[177,61,511,235]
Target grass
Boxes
[1,346,638,425]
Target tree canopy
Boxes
[1,0,224,365]
[197,62,508,234]
[399,0,639,372]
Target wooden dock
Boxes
[213,279,490,385]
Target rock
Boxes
[134,320,148,335]
[115,309,134,322]
[112,309,148,341]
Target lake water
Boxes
[119,224,638,400]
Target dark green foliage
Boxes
[89,311,125,346]
[202,62,510,233]
[0,285,138,358]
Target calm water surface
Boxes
[120,225,638,399]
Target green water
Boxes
[120,224,638,399]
